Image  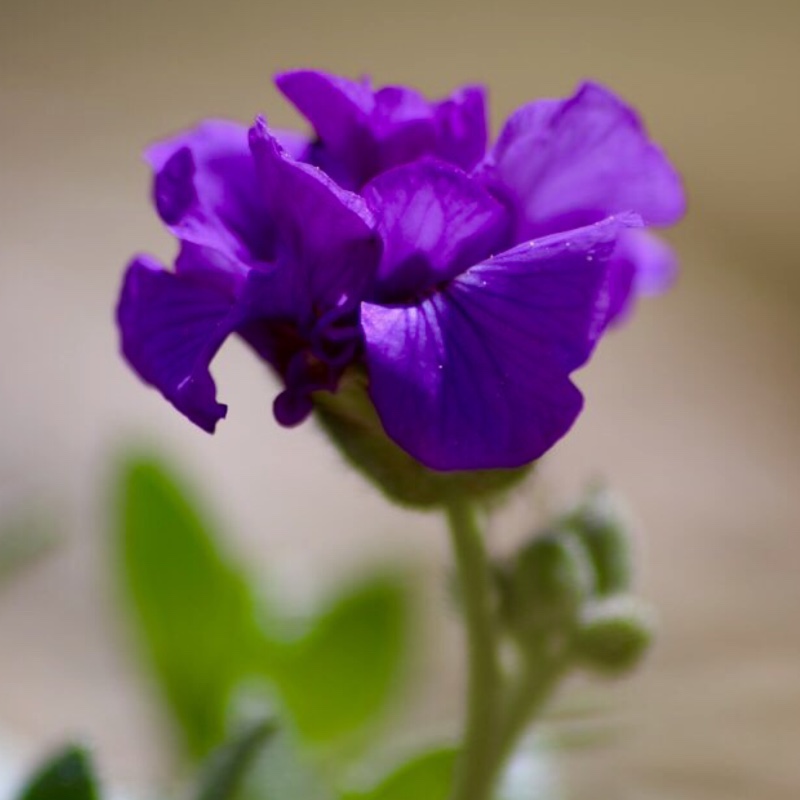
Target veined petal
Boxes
[361,215,638,470]
[276,69,489,187]
[146,120,307,268]
[248,117,381,320]
[605,229,678,325]
[370,85,439,176]
[479,82,685,240]
[433,85,488,171]
[275,70,375,154]
[277,70,436,188]
[276,70,386,188]
[117,255,241,432]
[363,161,507,300]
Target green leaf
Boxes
[342,747,456,800]
[195,719,277,800]
[114,454,257,759]
[235,729,334,800]
[270,576,409,745]
[16,746,99,800]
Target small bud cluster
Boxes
[496,486,654,677]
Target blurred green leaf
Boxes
[270,576,409,745]
[16,745,99,800]
[235,729,334,800]
[195,719,276,800]
[342,747,456,800]
[115,454,258,760]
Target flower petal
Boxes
[361,215,638,470]
[275,70,375,155]
[276,69,489,187]
[276,70,390,188]
[248,117,380,320]
[605,229,678,325]
[433,85,488,171]
[146,120,307,268]
[363,161,507,301]
[479,82,685,240]
[117,254,241,432]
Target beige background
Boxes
[1,1,799,798]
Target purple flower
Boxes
[120,117,380,433]
[117,70,684,471]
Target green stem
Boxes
[495,649,569,764]
[446,501,502,800]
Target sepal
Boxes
[313,369,532,509]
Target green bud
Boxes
[567,486,633,596]
[501,530,594,639]
[574,597,654,676]
[313,368,532,509]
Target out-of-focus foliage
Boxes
[116,457,259,759]
[235,729,334,800]
[194,719,276,800]
[113,452,411,764]
[15,746,99,800]
[268,576,408,745]
[341,746,456,800]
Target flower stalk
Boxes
[446,500,502,800]
[447,487,654,800]
[446,502,569,800]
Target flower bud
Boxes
[566,486,633,597]
[500,530,594,639]
[574,596,654,675]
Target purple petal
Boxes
[276,70,489,186]
[275,70,375,152]
[145,120,307,268]
[117,254,240,432]
[363,161,507,300]
[370,85,439,173]
[361,215,639,470]
[628,229,677,296]
[276,70,385,188]
[248,117,380,320]
[277,70,437,188]
[433,85,488,171]
[605,229,678,326]
[479,82,685,240]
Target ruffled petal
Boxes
[479,82,685,240]
[605,229,678,325]
[146,120,307,268]
[363,161,507,301]
[276,69,489,187]
[248,117,381,320]
[275,70,375,154]
[361,215,638,470]
[116,254,241,432]
[276,70,387,188]
[433,85,488,171]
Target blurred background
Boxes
[1,0,799,798]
